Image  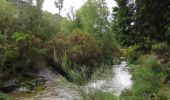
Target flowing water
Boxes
[87,61,133,96]
[10,61,133,100]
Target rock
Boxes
[17,86,30,92]
[4,79,16,87]
[0,79,17,93]
[38,68,59,84]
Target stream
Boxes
[10,61,133,100]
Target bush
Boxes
[47,29,121,83]
[123,55,163,99]
[126,46,140,63]
[68,29,102,66]
[81,91,118,100]
[151,42,169,54]
[0,32,46,81]
[100,32,120,63]
[151,42,170,63]
[49,29,121,67]
[48,29,102,67]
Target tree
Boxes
[60,17,74,33]
[75,0,97,33]
[41,11,61,39]
[75,0,110,36]
[113,0,170,47]
[96,0,110,36]
[135,0,170,44]
[112,0,137,46]
[54,0,64,16]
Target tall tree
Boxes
[113,0,170,46]
[112,0,137,46]
[135,0,170,44]
[96,0,110,36]
[54,0,64,16]
[75,0,110,36]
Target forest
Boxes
[0,0,170,100]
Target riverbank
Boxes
[9,61,133,100]
[120,54,170,100]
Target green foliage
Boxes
[49,29,103,67]
[120,55,165,99]
[68,30,102,66]
[151,42,169,54]
[60,17,74,33]
[135,0,170,43]
[157,87,170,100]
[0,92,10,100]
[0,32,45,81]
[112,0,137,46]
[48,29,120,67]
[81,91,118,100]
[100,32,120,63]
[40,11,61,39]
[75,0,110,36]
[125,46,140,63]
[113,0,170,46]
[47,29,120,83]
[0,0,18,34]
[59,55,89,85]
[0,0,56,40]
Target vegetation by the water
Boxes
[0,0,170,99]
[0,92,10,100]
[81,91,118,100]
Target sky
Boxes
[42,0,117,17]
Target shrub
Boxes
[151,42,170,63]
[49,29,102,67]
[151,42,169,54]
[0,32,46,81]
[49,29,121,67]
[101,32,120,63]
[68,29,102,66]
[124,55,163,99]
[48,29,120,83]
[59,55,89,85]
[126,46,140,63]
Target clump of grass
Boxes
[59,53,114,85]
[151,42,169,54]
[120,55,165,99]
[78,89,118,100]
[59,55,89,85]
[124,46,141,63]
[0,92,10,100]
[90,63,113,80]
[83,91,118,100]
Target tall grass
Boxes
[80,90,118,100]
[120,55,167,99]
[59,54,114,85]
[59,55,89,85]
[0,92,10,100]
[58,54,119,100]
